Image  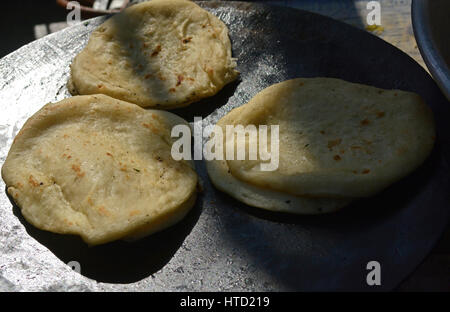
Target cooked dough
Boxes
[1,94,198,245]
[69,0,239,109]
[206,78,435,214]
[206,104,352,214]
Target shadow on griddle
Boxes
[170,79,241,122]
[211,141,442,291]
[104,10,240,123]
[8,192,203,284]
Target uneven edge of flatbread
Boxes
[2,94,198,245]
[205,104,351,215]
[206,157,351,215]
[67,76,79,96]
[123,192,197,241]
[123,104,198,241]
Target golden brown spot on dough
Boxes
[28,175,40,187]
[299,82,304,86]
[97,206,110,216]
[16,182,23,189]
[362,169,371,174]
[320,130,325,135]
[145,74,152,79]
[129,210,140,217]
[360,119,370,126]
[97,84,103,89]
[87,197,94,206]
[182,37,192,44]
[142,123,158,134]
[63,219,73,226]
[157,73,166,81]
[106,152,113,157]
[176,75,184,86]
[151,45,161,57]
[376,111,385,118]
[63,134,69,138]
[333,155,341,161]
[207,68,214,76]
[169,88,176,93]
[327,139,342,149]
[351,146,362,150]
[71,164,85,178]
[120,165,127,172]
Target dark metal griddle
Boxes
[0,1,449,291]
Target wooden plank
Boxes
[93,0,109,10]
[268,0,426,70]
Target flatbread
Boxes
[206,103,352,215]
[222,78,436,199]
[206,154,352,215]
[69,0,239,109]
[1,94,198,245]
[206,78,435,214]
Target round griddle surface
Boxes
[0,1,448,291]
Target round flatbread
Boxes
[206,78,435,214]
[1,94,198,245]
[206,103,352,215]
[225,78,435,198]
[69,0,239,109]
